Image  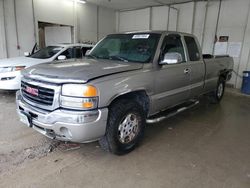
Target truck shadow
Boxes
[0,90,16,104]
[142,95,226,148]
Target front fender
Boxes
[90,69,155,108]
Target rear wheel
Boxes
[208,77,225,104]
[99,99,145,155]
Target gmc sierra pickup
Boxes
[16,31,233,154]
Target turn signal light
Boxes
[83,85,97,97]
[15,66,26,71]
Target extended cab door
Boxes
[183,36,206,98]
[153,34,191,113]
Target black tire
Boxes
[208,77,225,104]
[99,99,146,155]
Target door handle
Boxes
[184,68,191,74]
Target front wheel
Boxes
[99,99,146,155]
[208,78,225,104]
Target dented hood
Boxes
[22,58,143,83]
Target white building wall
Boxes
[168,8,178,31]
[238,11,250,86]
[1,0,250,88]
[3,0,19,57]
[118,6,177,32]
[98,6,116,40]
[34,0,74,26]
[192,1,207,45]
[174,2,194,33]
[151,6,169,30]
[119,8,150,32]
[116,0,250,88]
[78,4,116,43]
[16,0,36,55]
[0,0,7,59]
[216,0,250,87]
[244,11,250,71]
[0,0,116,59]
[78,3,98,43]
[173,0,250,88]
[201,1,220,55]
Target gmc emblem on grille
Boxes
[25,86,39,96]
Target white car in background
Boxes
[0,43,94,90]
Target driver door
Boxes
[153,34,191,113]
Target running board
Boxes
[146,100,199,124]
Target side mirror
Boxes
[159,52,183,65]
[24,52,30,57]
[85,50,91,56]
[57,55,67,60]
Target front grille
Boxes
[21,81,55,106]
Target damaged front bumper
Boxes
[16,91,108,143]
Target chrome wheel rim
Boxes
[217,83,224,98]
[118,113,139,144]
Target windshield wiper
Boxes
[109,55,128,62]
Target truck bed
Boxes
[203,54,234,92]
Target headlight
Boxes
[62,84,97,97]
[14,66,26,71]
[60,84,98,110]
[0,66,25,73]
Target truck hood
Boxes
[0,56,49,67]
[23,59,143,83]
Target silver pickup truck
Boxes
[16,31,233,154]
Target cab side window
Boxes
[161,35,186,63]
[184,36,201,61]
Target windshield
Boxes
[89,33,160,63]
[30,46,63,59]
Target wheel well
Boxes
[109,91,150,116]
[219,70,229,81]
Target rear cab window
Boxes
[184,36,201,61]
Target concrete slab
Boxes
[0,90,249,188]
